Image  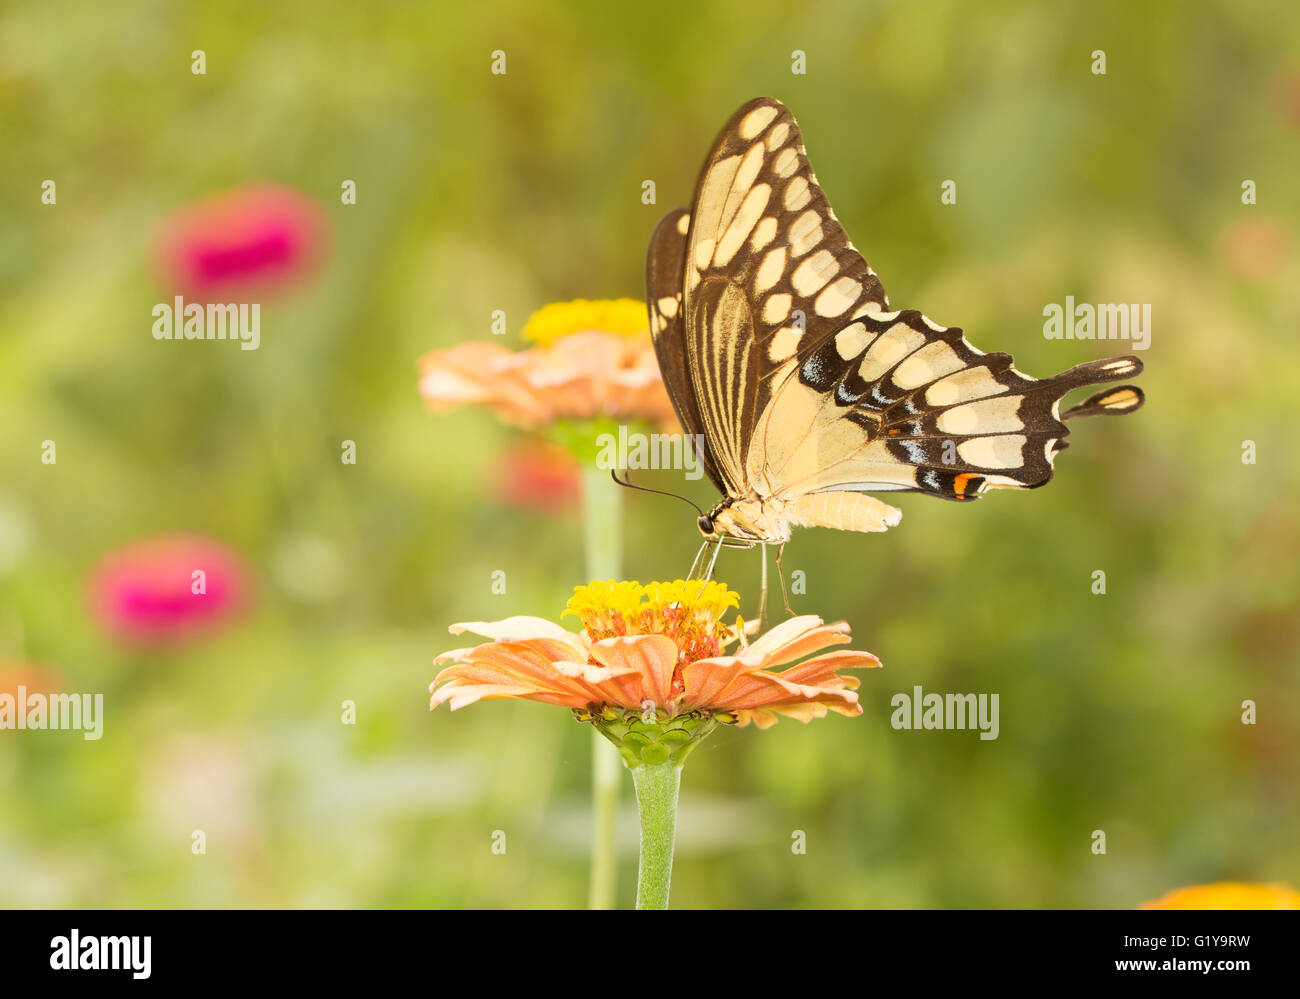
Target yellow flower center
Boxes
[565,580,740,669]
[521,298,648,346]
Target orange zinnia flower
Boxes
[417,299,678,432]
[430,580,878,764]
[1140,882,1300,910]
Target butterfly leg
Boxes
[687,539,711,581]
[755,542,770,630]
[776,542,794,616]
[703,537,724,581]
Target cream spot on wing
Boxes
[921,314,947,332]
[754,247,787,293]
[835,322,871,360]
[693,154,740,240]
[657,296,678,318]
[925,367,1008,407]
[814,276,861,318]
[750,216,778,251]
[784,176,811,211]
[740,104,778,139]
[791,250,838,296]
[788,210,823,257]
[766,122,790,150]
[720,144,766,230]
[769,326,802,362]
[713,184,770,266]
[958,435,1027,469]
[893,342,965,390]
[676,214,690,235]
[763,293,793,324]
[937,396,1024,435]
[772,147,799,178]
[857,323,926,381]
[693,237,715,271]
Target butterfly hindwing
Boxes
[753,308,1144,503]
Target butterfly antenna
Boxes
[610,469,705,518]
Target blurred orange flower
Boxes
[0,664,64,737]
[1219,217,1289,282]
[1140,882,1300,910]
[0,664,64,701]
[430,580,878,730]
[417,299,677,431]
[155,184,328,300]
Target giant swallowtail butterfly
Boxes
[646,97,1144,574]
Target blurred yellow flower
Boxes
[521,298,648,346]
[1140,882,1300,910]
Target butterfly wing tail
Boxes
[1061,384,1145,421]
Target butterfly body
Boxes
[648,98,1145,549]
[699,496,790,544]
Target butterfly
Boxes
[645,97,1144,585]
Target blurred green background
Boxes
[2,0,1298,908]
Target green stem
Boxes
[631,762,682,909]
[581,465,622,910]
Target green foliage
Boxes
[1,0,1297,908]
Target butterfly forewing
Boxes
[646,208,729,495]
[676,97,890,493]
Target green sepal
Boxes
[575,706,725,768]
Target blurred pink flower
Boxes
[155,185,328,300]
[88,535,252,646]
[495,440,581,512]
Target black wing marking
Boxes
[757,308,1145,501]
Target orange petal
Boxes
[431,681,588,711]
[448,616,583,647]
[589,634,681,709]
[679,655,753,711]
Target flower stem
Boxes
[631,762,682,909]
[581,465,622,910]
